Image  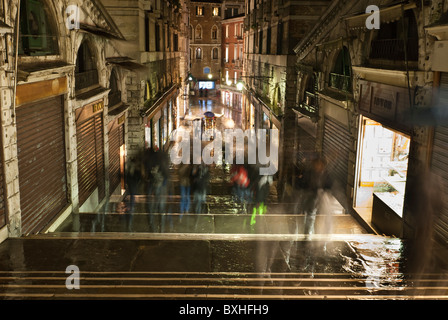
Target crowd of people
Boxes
[124,145,336,235]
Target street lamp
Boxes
[236,82,244,91]
[208,74,213,79]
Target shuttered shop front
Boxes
[322,117,351,189]
[16,95,68,234]
[0,137,5,230]
[432,73,448,244]
[108,116,125,194]
[76,100,105,206]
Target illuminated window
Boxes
[196,47,202,59]
[212,7,220,16]
[196,6,203,16]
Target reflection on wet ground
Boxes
[2,97,448,299]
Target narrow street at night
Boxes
[1,0,448,309]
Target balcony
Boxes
[369,38,419,62]
[108,90,122,107]
[296,91,319,119]
[75,69,99,92]
[329,73,352,93]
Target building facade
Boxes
[102,0,189,156]
[220,13,244,109]
[0,0,133,242]
[293,0,448,252]
[243,0,332,193]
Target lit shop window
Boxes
[356,117,410,217]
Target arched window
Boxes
[211,25,218,40]
[108,69,121,107]
[19,0,59,56]
[329,46,352,93]
[196,47,202,60]
[195,25,202,40]
[75,41,99,92]
[212,47,219,60]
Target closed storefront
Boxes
[323,116,351,189]
[431,72,448,244]
[16,95,68,234]
[76,100,105,207]
[0,142,5,229]
[108,114,125,194]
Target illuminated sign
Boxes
[199,81,215,89]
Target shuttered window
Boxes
[16,95,68,234]
[77,113,105,206]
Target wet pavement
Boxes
[1,96,448,300]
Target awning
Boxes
[106,57,148,71]
[79,23,124,40]
[344,2,417,30]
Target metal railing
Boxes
[329,73,352,93]
[369,38,419,61]
[108,91,122,107]
[298,91,319,115]
[75,69,99,91]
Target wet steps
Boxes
[0,270,447,299]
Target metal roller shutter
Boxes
[108,123,124,194]
[432,125,448,244]
[432,73,448,244]
[0,136,5,229]
[298,126,316,164]
[322,117,351,189]
[77,113,105,206]
[16,96,68,234]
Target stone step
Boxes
[0,270,445,300]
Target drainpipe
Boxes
[12,0,21,120]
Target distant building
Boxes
[188,0,244,96]
[221,13,244,109]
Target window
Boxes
[19,0,59,56]
[196,6,203,16]
[212,7,220,17]
[225,46,229,62]
[196,47,202,59]
[211,25,218,40]
[75,41,99,91]
[226,25,229,38]
[212,47,218,60]
[195,25,202,40]
[329,46,352,93]
[108,69,121,107]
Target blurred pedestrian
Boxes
[126,157,141,231]
[298,156,333,236]
[191,163,209,215]
[230,164,250,213]
[179,163,192,219]
[251,173,273,226]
